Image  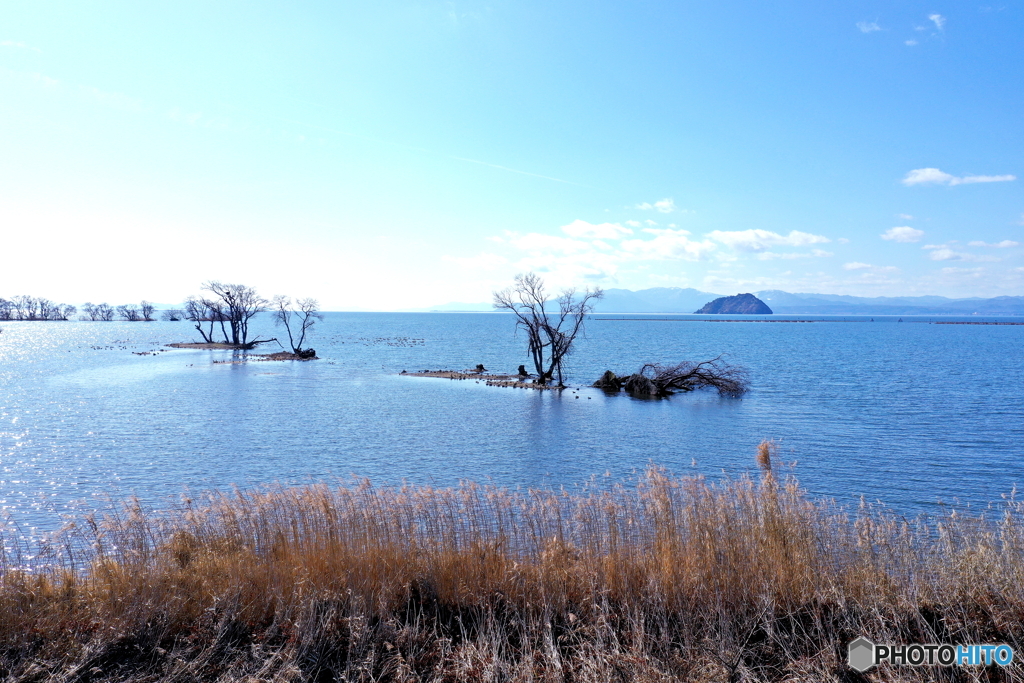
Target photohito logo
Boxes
[848,636,1014,672]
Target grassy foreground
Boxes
[2,443,1023,682]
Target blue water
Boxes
[1,313,1023,540]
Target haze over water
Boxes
[2,312,1023,541]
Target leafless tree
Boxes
[493,272,603,386]
[11,295,35,320]
[0,298,11,320]
[161,308,185,321]
[118,303,142,321]
[96,303,115,322]
[57,304,77,320]
[271,296,322,356]
[184,297,217,342]
[37,298,59,320]
[201,281,268,346]
[140,301,155,321]
[594,357,748,397]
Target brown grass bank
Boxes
[2,443,1023,682]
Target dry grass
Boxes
[2,442,1023,682]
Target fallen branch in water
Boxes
[594,356,748,397]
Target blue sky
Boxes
[1,1,1021,309]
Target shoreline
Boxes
[167,342,316,361]
[403,368,559,390]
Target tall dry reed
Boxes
[2,443,1023,681]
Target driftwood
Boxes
[594,357,748,397]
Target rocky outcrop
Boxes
[694,293,773,315]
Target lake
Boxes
[2,312,1023,541]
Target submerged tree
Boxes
[117,303,142,322]
[493,272,603,387]
[183,296,218,342]
[201,281,268,346]
[271,296,322,357]
[594,357,748,397]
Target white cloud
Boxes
[881,226,925,242]
[929,13,946,29]
[706,229,830,252]
[620,229,716,261]
[636,198,676,213]
[560,219,633,239]
[0,40,41,52]
[837,237,850,244]
[625,220,641,228]
[758,249,833,260]
[925,247,999,262]
[897,213,914,220]
[442,252,508,270]
[857,21,882,32]
[645,219,657,226]
[844,262,900,272]
[968,240,1019,248]
[905,40,918,46]
[902,167,1016,186]
[506,232,594,254]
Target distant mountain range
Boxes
[426,288,1024,316]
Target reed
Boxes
[2,443,1023,681]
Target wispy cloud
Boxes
[929,13,946,29]
[902,167,1016,186]
[441,252,508,270]
[905,40,918,46]
[635,198,676,213]
[844,262,900,272]
[968,240,1020,248]
[923,245,1000,262]
[0,40,41,53]
[620,229,715,261]
[881,226,924,243]
[896,213,914,220]
[758,249,833,260]
[706,229,830,252]
[560,219,633,239]
[857,21,882,33]
[451,156,586,186]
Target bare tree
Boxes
[37,298,59,320]
[140,301,155,321]
[184,297,216,342]
[271,296,322,357]
[11,295,35,320]
[493,272,603,387]
[201,281,268,346]
[2,296,76,321]
[117,303,142,321]
[161,308,185,321]
[96,303,115,322]
[594,357,748,397]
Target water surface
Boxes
[2,313,1022,540]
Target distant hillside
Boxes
[695,293,773,314]
[593,287,723,313]
[424,288,1024,315]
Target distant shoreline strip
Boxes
[595,318,1024,324]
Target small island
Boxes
[694,292,773,314]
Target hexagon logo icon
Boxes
[848,636,876,672]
